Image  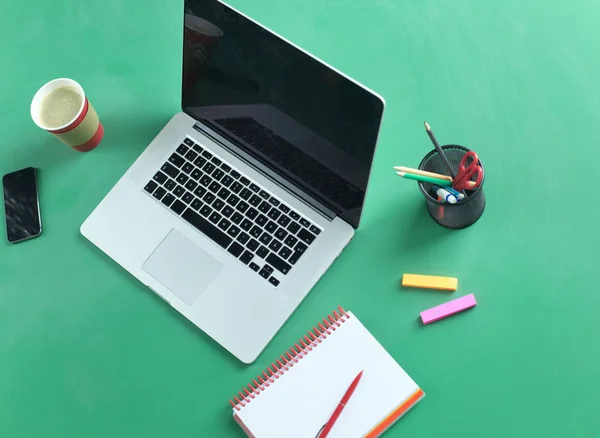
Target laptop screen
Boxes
[182,0,384,228]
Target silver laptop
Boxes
[81,0,384,363]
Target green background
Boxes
[1,0,599,436]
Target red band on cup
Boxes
[73,123,104,152]
[49,98,89,134]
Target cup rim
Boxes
[417,144,485,205]
[30,78,86,132]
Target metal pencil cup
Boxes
[418,145,486,229]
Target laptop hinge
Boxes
[192,121,337,222]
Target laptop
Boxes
[81,0,385,363]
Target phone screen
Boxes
[2,167,42,243]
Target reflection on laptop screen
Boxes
[182,0,384,227]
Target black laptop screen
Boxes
[182,0,384,228]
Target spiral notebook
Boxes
[230,308,424,438]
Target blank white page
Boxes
[234,311,423,438]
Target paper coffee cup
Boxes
[30,78,104,152]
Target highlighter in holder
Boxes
[418,145,485,229]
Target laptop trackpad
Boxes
[142,229,222,305]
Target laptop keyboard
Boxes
[143,137,322,287]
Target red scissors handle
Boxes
[453,151,483,191]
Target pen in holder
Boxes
[417,145,485,229]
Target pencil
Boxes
[424,122,456,179]
[397,171,452,186]
[393,166,453,182]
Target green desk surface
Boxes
[1,0,599,436]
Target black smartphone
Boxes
[2,167,42,243]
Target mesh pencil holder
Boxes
[418,145,486,229]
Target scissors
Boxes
[452,151,483,191]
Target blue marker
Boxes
[444,186,466,201]
[432,185,458,204]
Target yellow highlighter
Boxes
[402,274,458,291]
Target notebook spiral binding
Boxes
[230,306,350,411]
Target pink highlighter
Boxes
[421,294,477,325]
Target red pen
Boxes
[318,370,364,438]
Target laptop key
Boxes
[194,186,207,198]
[227,242,244,257]
[185,180,198,192]
[288,251,302,265]
[289,211,301,221]
[192,144,202,153]
[269,239,282,252]
[191,168,202,180]
[240,177,251,186]
[218,187,231,199]
[161,193,175,207]
[227,194,240,207]
[201,150,212,159]
[213,199,225,211]
[297,228,316,245]
[230,182,243,193]
[274,228,288,241]
[268,277,280,287]
[211,156,222,166]
[199,204,212,217]
[182,162,194,174]
[279,246,292,259]
[218,218,231,231]
[200,175,212,187]
[299,218,311,228]
[284,235,298,247]
[279,204,290,214]
[222,205,234,218]
[310,225,321,235]
[153,187,166,200]
[221,175,234,187]
[231,212,244,225]
[268,197,280,207]
[267,208,281,221]
[176,173,189,185]
[247,239,259,251]
[203,162,216,174]
[144,181,158,193]
[208,211,221,225]
[194,156,207,168]
[169,153,185,167]
[266,253,291,275]
[240,251,254,265]
[185,150,198,161]
[161,162,179,178]
[170,199,186,215]
[236,201,249,213]
[295,242,308,254]
[249,183,260,192]
[237,232,250,244]
[277,215,290,227]
[249,195,261,206]
[265,221,277,234]
[257,246,269,259]
[173,185,185,197]
[153,171,168,184]
[259,190,270,200]
[213,169,225,181]
[182,192,194,204]
[176,144,189,155]
[250,225,262,238]
[209,181,221,193]
[259,233,272,245]
[240,188,252,200]
[246,207,259,220]
[258,201,271,214]
[256,214,268,227]
[221,163,231,172]
[191,198,203,211]
[240,219,253,231]
[287,221,301,234]
[258,267,271,279]
[249,262,260,272]
[230,170,241,179]
[183,138,194,147]
[164,179,176,191]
